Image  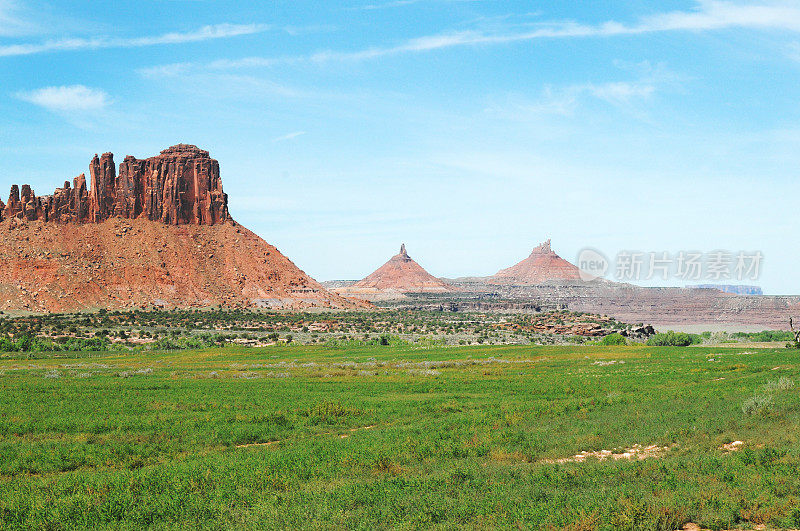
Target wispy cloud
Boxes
[137,56,282,77]
[585,81,656,105]
[492,81,656,118]
[273,131,306,142]
[359,0,425,9]
[487,62,676,118]
[332,1,800,58]
[0,22,269,57]
[0,0,36,36]
[15,85,110,111]
[142,1,800,73]
[137,62,197,78]
[356,0,477,10]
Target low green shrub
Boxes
[646,331,700,347]
[600,333,627,346]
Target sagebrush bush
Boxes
[764,377,794,392]
[742,393,773,415]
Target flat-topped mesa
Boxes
[1,144,230,225]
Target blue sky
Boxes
[1,1,799,294]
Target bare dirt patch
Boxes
[542,443,673,464]
[719,440,744,453]
[339,425,376,438]
[679,523,795,531]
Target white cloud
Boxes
[639,0,800,33]
[16,85,110,112]
[273,131,306,142]
[0,23,269,57]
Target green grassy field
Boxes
[0,344,798,530]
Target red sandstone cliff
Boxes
[1,144,228,226]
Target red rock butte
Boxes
[490,239,584,284]
[351,244,457,293]
[0,144,228,225]
[0,145,364,312]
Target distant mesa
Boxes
[489,239,585,284]
[690,284,763,296]
[0,145,363,312]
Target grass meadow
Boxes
[0,344,798,529]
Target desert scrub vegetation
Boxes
[0,308,641,351]
[0,343,798,528]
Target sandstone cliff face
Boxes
[2,144,229,225]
